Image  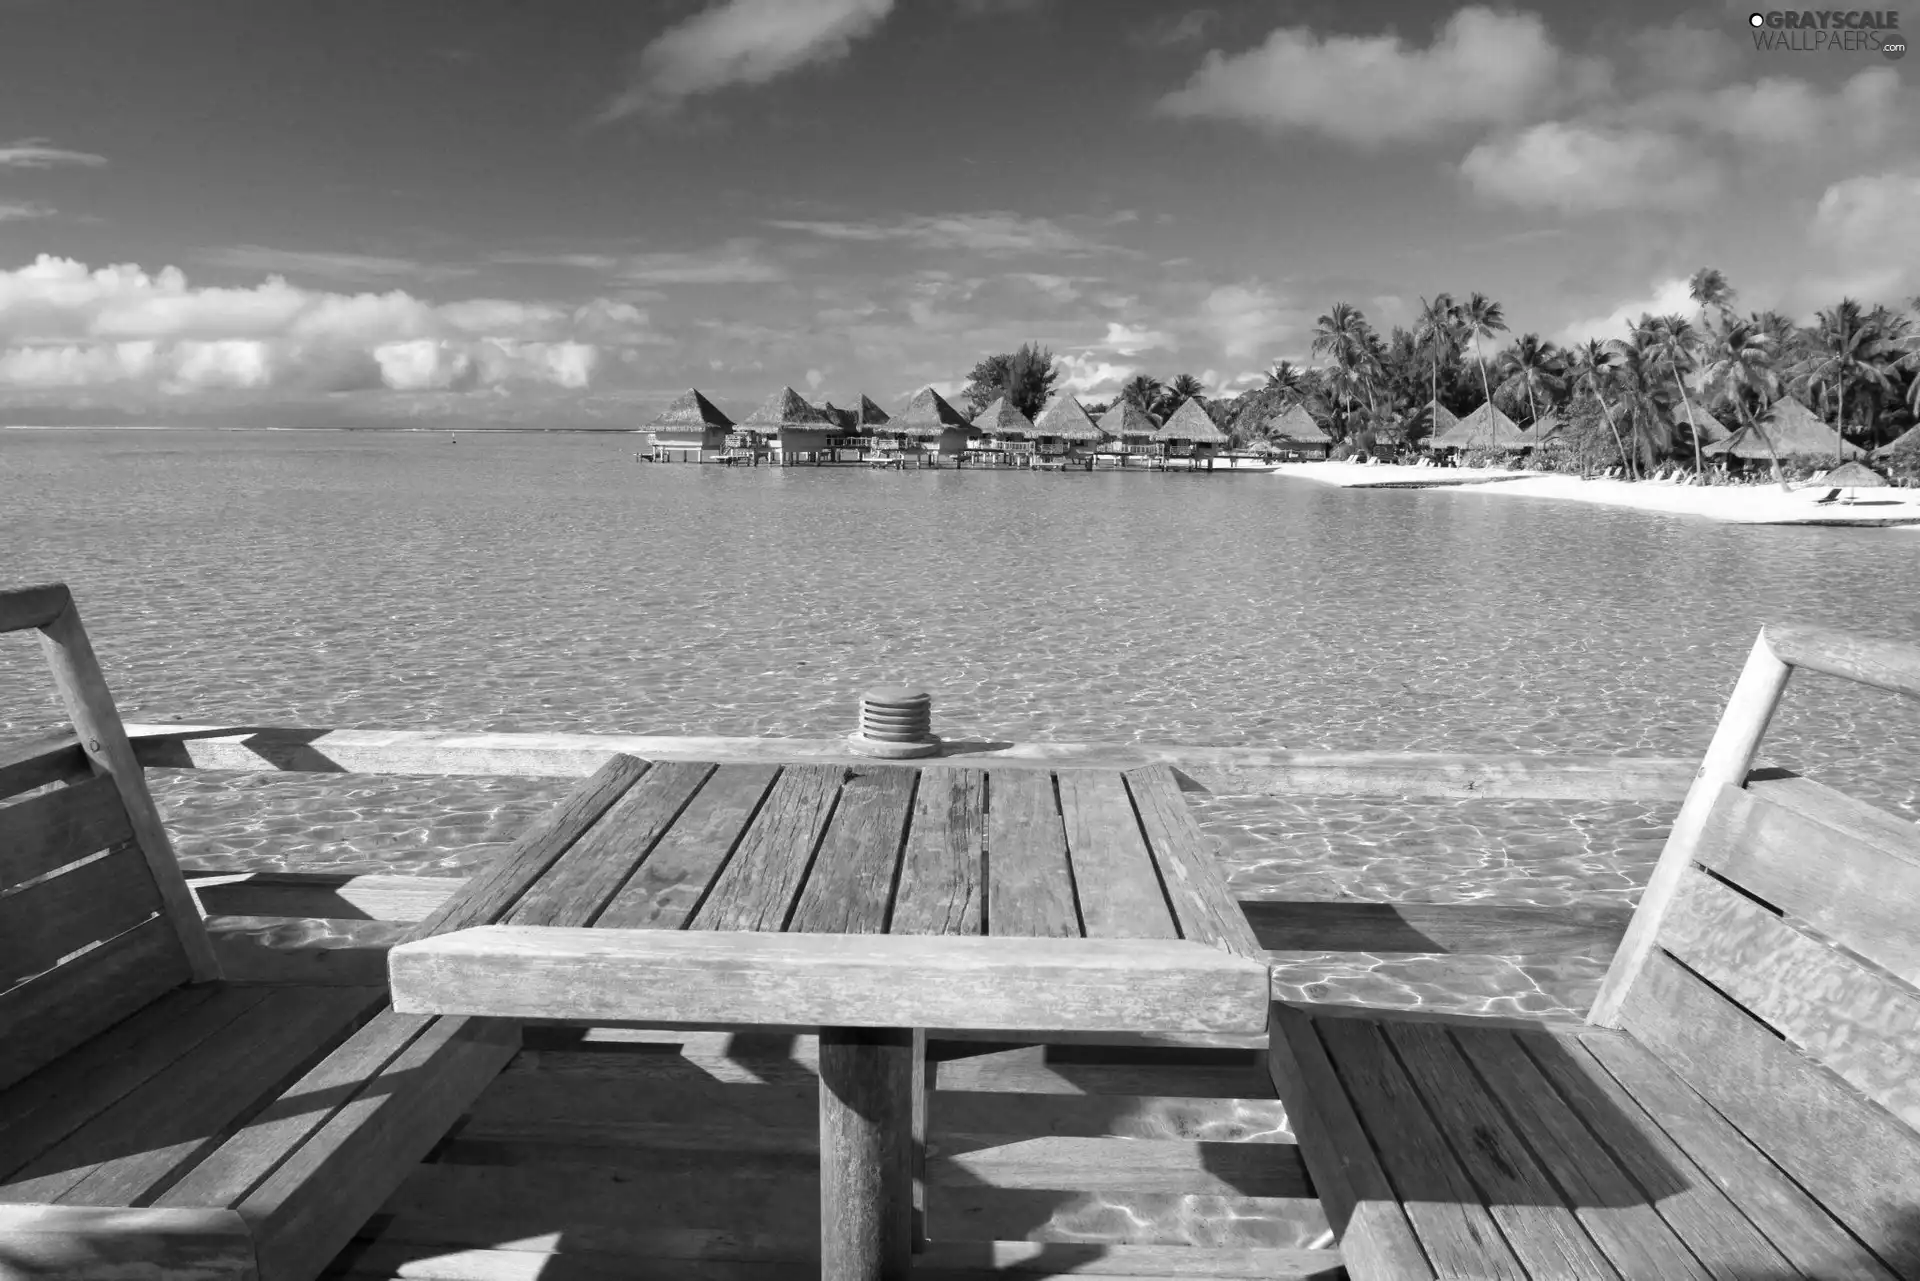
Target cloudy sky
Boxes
[1,0,1914,426]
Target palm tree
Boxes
[1703,316,1786,490]
[1460,292,1508,447]
[1494,333,1565,427]
[1604,331,1679,477]
[1567,339,1634,477]
[1688,268,1737,325]
[1796,298,1895,464]
[1165,373,1207,407]
[1416,293,1459,436]
[1312,303,1381,426]
[1121,374,1164,419]
[1265,361,1308,399]
[1635,313,1708,481]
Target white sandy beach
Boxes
[1273,462,1920,527]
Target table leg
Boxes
[819,1025,913,1281]
[911,1026,928,1251]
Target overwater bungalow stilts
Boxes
[736,386,837,465]
[4,581,1919,1278]
[1264,403,1334,461]
[969,396,1038,467]
[645,388,734,463]
[892,386,975,465]
[1154,397,1230,470]
[1030,393,1105,468]
[1096,400,1160,467]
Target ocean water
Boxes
[5,428,1918,1016]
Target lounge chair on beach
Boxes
[1813,488,1841,505]
[1272,624,1920,1279]
[0,582,578,1280]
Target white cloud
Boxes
[602,0,893,119]
[1801,169,1920,301]
[0,138,107,168]
[1101,321,1172,356]
[0,201,55,222]
[616,240,788,285]
[1554,277,1696,345]
[1051,354,1136,397]
[1461,122,1718,213]
[1157,7,1570,146]
[202,245,473,284]
[1194,283,1302,360]
[804,367,824,389]
[0,255,643,394]
[770,212,1110,256]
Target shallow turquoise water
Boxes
[5,428,1917,1014]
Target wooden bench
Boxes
[0,583,622,1279]
[1270,624,1920,1279]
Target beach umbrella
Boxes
[1821,459,1889,503]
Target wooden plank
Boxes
[1764,622,1920,700]
[1618,950,1920,1275]
[1661,867,1920,1126]
[3,985,382,1207]
[929,1135,1309,1198]
[934,1048,1271,1099]
[0,772,134,890]
[238,1014,519,1281]
[1448,1026,1712,1280]
[984,769,1078,938]
[0,1204,257,1280]
[890,767,984,936]
[1056,770,1177,940]
[1590,631,1790,1027]
[1750,771,1920,856]
[0,985,259,1182]
[819,1025,913,1280]
[1124,766,1264,960]
[1264,1006,1431,1279]
[595,763,780,931]
[403,753,651,941]
[1313,1016,1527,1279]
[691,764,843,932]
[1576,1028,1896,1280]
[507,759,714,928]
[0,580,72,632]
[1243,900,1631,958]
[35,597,221,982]
[0,730,88,800]
[125,723,1697,799]
[789,765,917,934]
[391,928,1272,1035]
[1383,1021,1619,1279]
[1693,780,1920,985]
[0,842,162,988]
[189,871,463,923]
[0,916,190,1093]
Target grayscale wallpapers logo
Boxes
[1747,10,1905,58]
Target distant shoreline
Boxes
[1,424,643,433]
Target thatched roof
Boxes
[1675,404,1732,445]
[1405,399,1459,440]
[741,386,834,431]
[1264,402,1330,444]
[854,395,891,428]
[1099,400,1159,439]
[893,387,972,439]
[1822,460,1888,487]
[1155,397,1228,444]
[1431,401,1528,450]
[814,401,856,431]
[1031,394,1104,441]
[649,388,734,430]
[1873,423,1920,460]
[1704,397,1863,461]
[973,396,1036,438]
[1519,411,1561,444]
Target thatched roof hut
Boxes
[648,389,734,430]
[1704,397,1863,461]
[1676,404,1733,445]
[1155,398,1228,445]
[1404,399,1458,441]
[1431,401,1528,451]
[893,387,973,439]
[1872,423,1920,460]
[853,395,891,428]
[814,401,856,431]
[1822,460,1887,488]
[1031,394,1104,442]
[740,386,834,435]
[1265,403,1331,446]
[973,396,1036,440]
[1098,401,1160,441]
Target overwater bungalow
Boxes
[1154,396,1230,468]
[970,396,1038,466]
[645,388,734,463]
[893,386,975,462]
[1263,403,1333,461]
[1096,400,1159,466]
[1030,393,1106,464]
[1705,396,1865,466]
[831,394,895,462]
[1429,401,1528,453]
[736,386,837,464]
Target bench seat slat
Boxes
[0,843,162,990]
[0,917,190,1094]
[0,773,134,890]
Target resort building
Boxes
[1705,396,1865,465]
[645,388,734,462]
[1096,401,1160,466]
[893,387,975,461]
[834,395,894,462]
[1430,401,1529,453]
[1030,393,1107,463]
[1262,403,1332,460]
[1154,397,1229,466]
[1404,398,1459,446]
[737,387,837,464]
[1676,405,1733,449]
[969,396,1038,466]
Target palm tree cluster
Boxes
[1184,269,1920,479]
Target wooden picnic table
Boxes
[388,754,1269,1281]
